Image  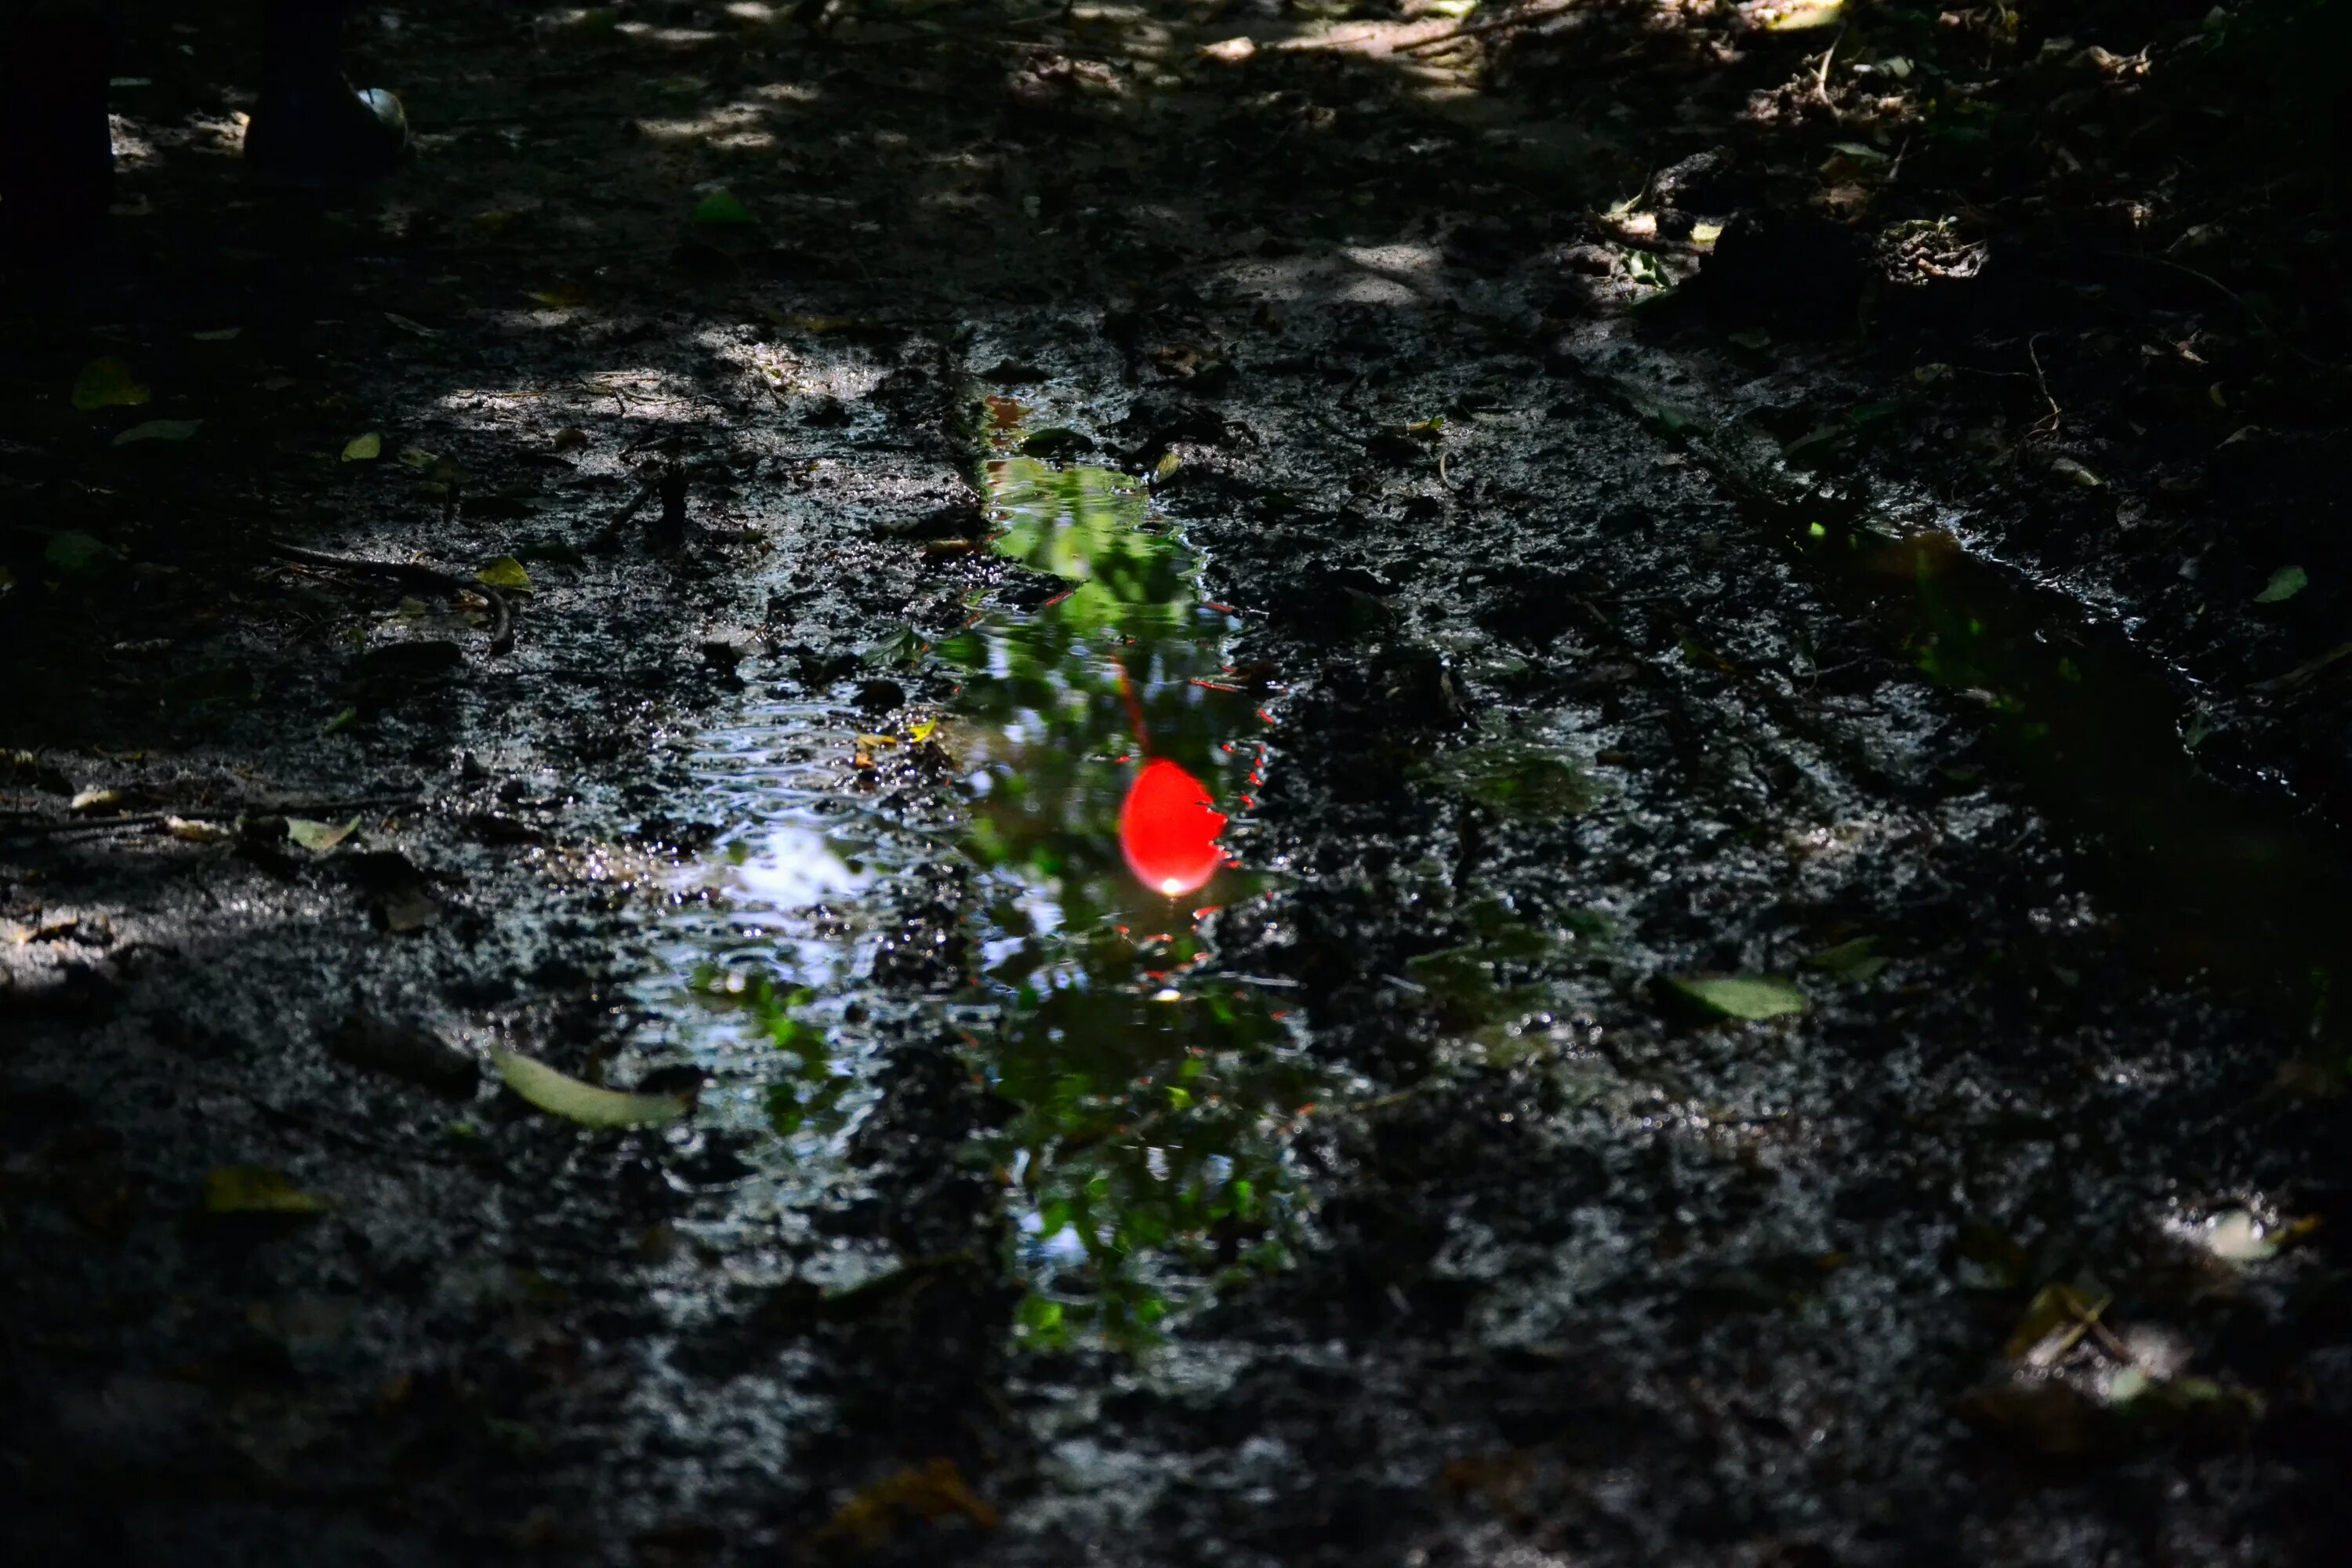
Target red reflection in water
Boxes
[1120,759,1228,897]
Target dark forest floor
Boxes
[5,3,2351,1565]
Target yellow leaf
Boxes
[204,1165,331,1215]
[71,357,151,411]
[491,1047,690,1128]
[286,815,361,852]
[342,432,383,462]
[477,556,532,591]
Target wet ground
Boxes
[5,3,2351,1564]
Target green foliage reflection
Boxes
[950,457,1319,1346]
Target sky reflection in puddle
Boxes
[944,454,1328,1345]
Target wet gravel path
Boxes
[5,5,2350,1565]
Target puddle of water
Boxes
[942,455,1330,1345]
[619,700,895,1267]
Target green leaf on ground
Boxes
[691,188,756,227]
[44,531,119,579]
[477,556,532,591]
[72,357,151,411]
[2254,564,2307,604]
[203,1165,331,1215]
[113,419,201,445]
[1667,975,1809,1020]
[287,815,361,852]
[490,1047,691,1128]
[342,432,383,462]
[1805,936,1889,982]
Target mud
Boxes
[5,4,2350,1566]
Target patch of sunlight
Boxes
[615,22,723,45]
[1749,0,1844,31]
[1341,241,1444,278]
[1210,252,1432,310]
[632,103,779,148]
[695,333,880,404]
[752,82,824,104]
[1276,17,1465,59]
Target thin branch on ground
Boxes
[2027,333,2062,432]
[267,541,514,654]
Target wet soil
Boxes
[6,4,2351,1566]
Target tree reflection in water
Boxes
[942,457,1324,1345]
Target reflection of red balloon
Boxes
[1120,759,1228,897]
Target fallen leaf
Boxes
[816,1458,999,1551]
[70,788,122,814]
[342,432,383,462]
[1199,36,1257,64]
[45,531,120,579]
[72,357,151,411]
[384,312,440,337]
[397,446,442,470]
[322,706,360,735]
[691,188,756,227]
[112,419,201,445]
[2254,564,2307,604]
[165,815,234,843]
[287,815,361,852]
[2049,456,2103,488]
[1667,975,1809,1020]
[1804,935,1888,982]
[204,1165,330,1215]
[477,556,532,591]
[379,885,441,934]
[490,1047,691,1127]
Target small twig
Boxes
[268,541,512,654]
[1816,25,1846,104]
[588,472,659,554]
[0,796,419,840]
[2027,333,2062,432]
[2110,251,2339,372]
